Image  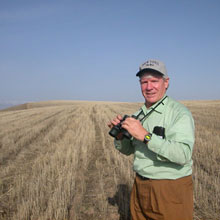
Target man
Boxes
[108,59,195,220]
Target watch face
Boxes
[144,134,152,144]
[145,135,151,141]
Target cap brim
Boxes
[136,68,164,77]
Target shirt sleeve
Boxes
[114,138,135,156]
[147,113,195,166]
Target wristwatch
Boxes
[143,133,152,144]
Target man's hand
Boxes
[107,115,123,129]
[121,117,148,141]
[107,115,124,140]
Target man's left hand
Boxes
[121,117,148,141]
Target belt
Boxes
[136,173,150,180]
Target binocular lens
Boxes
[109,125,121,138]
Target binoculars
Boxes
[109,114,165,140]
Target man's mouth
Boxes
[146,93,155,97]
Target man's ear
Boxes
[165,78,170,89]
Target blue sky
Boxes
[1,0,220,104]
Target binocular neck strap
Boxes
[137,96,168,122]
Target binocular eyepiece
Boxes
[109,115,137,139]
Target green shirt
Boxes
[114,95,195,180]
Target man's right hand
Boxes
[107,115,123,129]
[107,115,124,140]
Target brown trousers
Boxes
[130,175,193,220]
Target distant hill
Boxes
[0,103,15,110]
[0,100,82,111]
[0,100,122,111]
[0,101,29,110]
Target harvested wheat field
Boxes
[0,100,220,220]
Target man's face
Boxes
[140,73,169,108]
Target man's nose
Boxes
[146,82,153,90]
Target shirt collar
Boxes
[141,95,168,115]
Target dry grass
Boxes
[181,100,220,220]
[0,100,219,220]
